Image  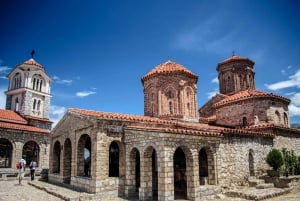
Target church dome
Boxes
[217,55,254,71]
[141,60,198,83]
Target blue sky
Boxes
[0,0,300,126]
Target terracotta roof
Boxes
[69,108,274,138]
[218,55,254,66]
[69,108,176,125]
[126,125,223,137]
[141,60,198,82]
[199,115,217,123]
[215,90,290,108]
[24,115,53,123]
[21,58,44,69]
[0,109,27,124]
[0,121,49,133]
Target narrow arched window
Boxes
[33,99,37,111]
[15,98,19,112]
[39,80,43,91]
[242,117,247,127]
[37,100,41,112]
[169,101,173,114]
[33,78,36,90]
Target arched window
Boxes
[37,100,41,112]
[32,75,44,92]
[33,99,37,111]
[284,113,288,126]
[275,111,281,124]
[169,101,173,114]
[15,98,19,112]
[12,73,21,89]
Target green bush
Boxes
[266,149,284,171]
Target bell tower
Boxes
[217,54,255,95]
[5,52,52,130]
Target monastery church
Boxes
[1,54,300,200]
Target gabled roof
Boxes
[0,109,49,133]
[22,58,44,69]
[215,90,290,108]
[141,60,198,83]
[0,109,27,124]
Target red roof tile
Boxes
[21,58,44,69]
[141,60,198,82]
[0,109,27,124]
[218,55,254,66]
[0,121,49,133]
[69,108,273,138]
[215,90,290,108]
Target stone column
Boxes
[157,147,173,201]
[187,149,200,200]
[139,150,152,200]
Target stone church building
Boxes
[0,57,52,172]
[49,55,300,200]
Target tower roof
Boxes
[18,58,45,71]
[217,55,254,70]
[141,60,198,83]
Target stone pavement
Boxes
[0,178,300,201]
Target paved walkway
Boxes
[0,178,300,201]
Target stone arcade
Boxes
[49,55,300,200]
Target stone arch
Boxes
[127,147,140,198]
[142,146,158,200]
[77,134,91,177]
[162,85,178,115]
[199,146,216,185]
[173,146,194,200]
[22,140,40,167]
[0,138,13,168]
[63,138,72,184]
[249,149,255,176]
[52,140,61,173]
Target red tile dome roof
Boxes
[141,60,198,82]
[217,55,254,69]
[215,90,290,108]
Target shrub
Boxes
[266,149,283,171]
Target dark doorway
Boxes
[109,141,120,177]
[135,151,140,193]
[0,138,13,168]
[22,141,39,167]
[53,141,61,173]
[152,150,158,200]
[199,148,208,185]
[173,148,187,200]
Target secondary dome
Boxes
[141,60,198,83]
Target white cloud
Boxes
[0,87,6,109]
[52,75,73,85]
[211,77,219,84]
[50,105,67,128]
[289,104,300,117]
[76,91,96,98]
[0,66,11,73]
[207,89,218,99]
[266,69,300,90]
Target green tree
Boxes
[266,149,283,171]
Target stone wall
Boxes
[274,133,300,155]
[217,134,273,188]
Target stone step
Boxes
[248,179,265,187]
[226,187,292,200]
[256,183,274,189]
